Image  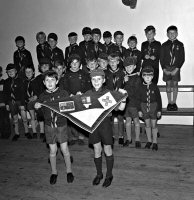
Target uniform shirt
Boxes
[79,40,93,66]
[0,79,5,104]
[13,48,34,74]
[141,40,161,69]
[86,41,106,59]
[62,69,91,95]
[160,39,185,69]
[137,82,162,112]
[124,48,142,73]
[3,76,25,105]
[106,68,125,91]
[38,88,68,127]
[23,77,35,103]
[28,74,46,98]
[36,42,50,64]
[48,46,64,68]
[124,73,141,108]
[108,44,126,60]
[103,42,115,55]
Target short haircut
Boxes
[36,31,46,40]
[144,25,156,34]
[127,35,137,44]
[24,64,35,72]
[167,25,178,33]
[15,36,25,43]
[54,60,64,67]
[114,31,124,38]
[108,52,120,61]
[43,70,58,80]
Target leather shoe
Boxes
[123,139,132,147]
[102,176,113,188]
[67,172,74,183]
[12,134,20,141]
[50,174,58,185]
[92,174,103,185]
[152,143,158,151]
[145,142,152,149]
[135,141,141,148]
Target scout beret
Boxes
[90,69,105,78]
[103,31,112,38]
[47,33,58,41]
[123,57,137,67]
[91,28,101,36]
[68,32,77,37]
[142,66,154,75]
[82,27,92,35]
[6,63,16,71]
[15,36,25,43]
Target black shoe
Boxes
[92,174,103,185]
[172,103,178,111]
[152,143,158,151]
[102,176,113,188]
[77,139,85,145]
[50,174,58,185]
[70,155,73,163]
[135,141,141,148]
[32,133,38,139]
[12,134,20,141]
[40,133,46,143]
[112,137,115,144]
[118,137,124,145]
[167,103,173,111]
[67,172,74,183]
[145,142,152,149]
[68,140,76,146]
[123,139,132,147]
[25,133,32,139]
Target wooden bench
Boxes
[158,85,194,125]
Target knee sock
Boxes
[135,124,140,141]
[152,128,158,144]
[118,121,124,138]
[94,156,102,176]
[145,127,152,143]
[63,152,72,173]
[13,119,19,135]
[50,154,57,174]
[126,122,132,141]
[105,155,114,178]
[31,119,36,133]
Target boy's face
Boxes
[70,59,80,71]
[44,76,58,91]
[53,65,64,77]
[125,65,136,74]
[16,40,25,49]
[48,38,57,49]
[103,37,112,45]
[83,34,92,42]
[146,30,155,41]
[25,68,34,79]
[142,74,153,84]
[109,58,119,71]
[68,36,77,45]
[87,60,98,71]
[91,75,105,91]
[7,69,17,78]
[98,59,108,70]
[114,35,123,46]
[37,34,46,44]
[40,64,50,73]
[92,34,101,43]
[128,40,137,49]
[167,30,178,41]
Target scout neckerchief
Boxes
[10,75,17,104]
[27,77,35,99]
[18,48,25,72]
[46,87,59,128]
[94,43,98,53]
[109,68,119,91]
[128,47,137,57]
[40,43,46,57]
[143,82,151,112]
[170,40,176,66]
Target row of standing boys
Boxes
[0,25,185,151]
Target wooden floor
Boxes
[0,125,194,200]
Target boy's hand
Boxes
[6,105,10,111]
[163,69,171,75]
[157,111,161,118]
[138,111,143,118]
[118,88,127,95]
[70,94,74,97]
[171,68,179,76]
[145,55,150,59]
[124,75,129,82]
[76,91,82,95]
[150,55,156,60]
[34,102,42,109]
[29,95,37,102]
